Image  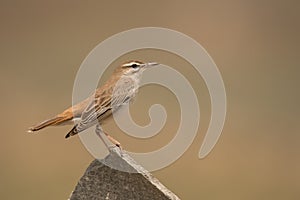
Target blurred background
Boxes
[1,0,299,199]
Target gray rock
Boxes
[69,147,180,200]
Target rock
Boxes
[69,147,180,200]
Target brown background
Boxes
[1,1,299,199]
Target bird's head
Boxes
[115,60,159,76]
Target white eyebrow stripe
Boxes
[122,61,141,67]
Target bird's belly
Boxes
[99,102,131,125]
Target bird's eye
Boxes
[131,64,138,68]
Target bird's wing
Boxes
[74,78,137,133]
[74,94,111,133]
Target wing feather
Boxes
[74,77,137,133]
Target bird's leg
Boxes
[103,131,122,149]
[95,125,110,150]
[95,124,122,151]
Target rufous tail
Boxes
[28,115,71,133]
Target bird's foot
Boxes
[107,144,124,156]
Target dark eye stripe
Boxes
[131,64,138,68]
[122,62,140,68]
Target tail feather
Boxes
[65,125,78,138]
[28,115,69,132]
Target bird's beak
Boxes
[144,62,159,68]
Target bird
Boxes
[28,60,159,148]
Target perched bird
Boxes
[28,60,159,148]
